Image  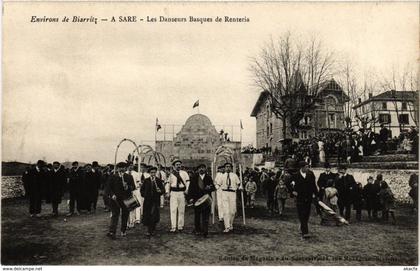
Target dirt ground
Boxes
[1,194,418,266]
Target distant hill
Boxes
[2,162,31,176]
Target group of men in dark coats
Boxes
[22,160,103,217]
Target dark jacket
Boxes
[23,167,47,199]
[187,173,215,202]
[290,170,318,204]
[68,167,83,195]
[335,174,357,204]
[48,166,67,203]
[140,177,165,226]
[105,173,135,200]
[317,172,337,197]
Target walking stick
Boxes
[211,161,215,225]
[239,164,246,225]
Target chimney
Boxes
[368,93,373,99]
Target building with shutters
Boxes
[353,90,418,138]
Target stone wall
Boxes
[312,168,418,203]
[2,168,417,203]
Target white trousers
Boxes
[160,195,165,207]
[132,189,141,222]
[170,191,185,229]
[216,190,224,220]
[222,191,237,229]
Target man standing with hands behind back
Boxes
[166,159,190,233]
[289,161,318,240]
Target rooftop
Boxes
[353,90,418,109]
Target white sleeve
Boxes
[165,175,172,193]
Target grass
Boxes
[1,194,418,266]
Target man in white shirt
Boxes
[216,162,243,233]
[214,165,226,222]
[127,164,141,227]
[156,164,167,208]
[166,159,190,232]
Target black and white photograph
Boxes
[1,1,418,268]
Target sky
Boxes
[2,2,418,163]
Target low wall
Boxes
[2,176,25,199]
[2,168,418,203]
[312,168,417,203]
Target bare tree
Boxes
[250,32,335,140]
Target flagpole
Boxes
[155,118,157,147]
[240,122,242,147]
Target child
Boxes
[274,173,288,215]
[245,177,257,208]
[353,182,364,221]
[363,176,377,220]
[378,181,396,224]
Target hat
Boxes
[172,159,182,166]
[324,162,331,169]
[224,162,233,167]
[116,162,127,168]
[72,161,79,166]
[92,161,99,167]
[338,164,347,170]
[148,166,157,172]
[298,161,308,168]
[197,163,207,169]
[217,165,225,170]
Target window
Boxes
[402,102,407,110]
[267,125,269,138]
[270,123,273,134]
[382,102,387,110]
[379,114,391,124]
[398,114,409,125]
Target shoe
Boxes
[170,228,176,233]
[35,214,42,218]
[223,229,230,233]
[121,231,127,237]
[135,220,141,224]
[107,232,116,240]
[74,211,80,216]
[66,213,73,217]
[302,234,310,239]
[145,232,151,237]
[30,214,34,218]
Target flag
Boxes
[193,100,199,108]
[240,120,243,130]
[156,118,161,131]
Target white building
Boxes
[353,90,418,138]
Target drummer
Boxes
[127,164,141,227]
[166,159,190,233]
[214,165,226,222]
[105,162,135,240]
[216,162,243,233]
[187,164,215,238]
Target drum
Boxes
[123,196,141,212]
[194,194,212,209]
